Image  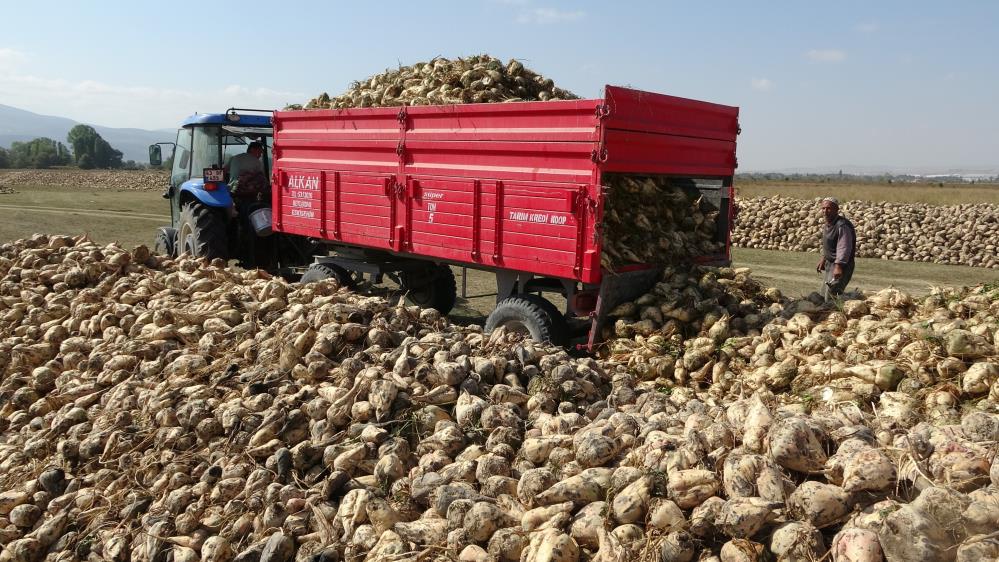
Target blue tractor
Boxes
[149,109,316,275]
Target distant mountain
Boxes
[0,104,173,164]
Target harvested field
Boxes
[0,234,997,561]
[4,49,998,561]
[1,180,995,319]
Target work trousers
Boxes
[823,258,855,300]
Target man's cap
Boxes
[821,197,840,207]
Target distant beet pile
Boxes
[0,170,167,191]
[732,196,999,269]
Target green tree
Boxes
[67,124,99,163]
[67,124,124,168]
[9,138,72,169]
[78,154,95,169]
[0,147,9,168]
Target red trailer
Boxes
[271,85,739,349]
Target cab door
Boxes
[169,127,193,221]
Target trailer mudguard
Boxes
[180,179,233,208]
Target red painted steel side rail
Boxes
[272,85,739,286]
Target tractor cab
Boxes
[149,109,315,275]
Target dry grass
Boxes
[0,184,169,248]
[735,181,999,206]
[733,247,999,299]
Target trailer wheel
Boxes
[300,263,357,289]
[485,294,567,345]
[402,265,457,315]
[177,202,227,259]
[153,227,177,257]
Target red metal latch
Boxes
[594,104,610,119]
[397,107,408,126]
[396,141,405,157]
[590,146,608,163]
[569,188,590,213]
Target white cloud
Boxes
[517,8,585,24]
[0,48,27,71]
[750,78,774,92]
[806,49,846,63]
[222,84,306,98]
[855,22,879,33]
[0,71,306,129]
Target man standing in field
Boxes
[815,197,857,299]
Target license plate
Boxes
[204,168,225,182]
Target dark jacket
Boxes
[823,216,856,265]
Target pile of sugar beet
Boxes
[1,234,998,562]
[294,54,578,110]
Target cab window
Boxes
[192,127,223,176]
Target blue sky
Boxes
[1,0,996,172]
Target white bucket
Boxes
[248,207,273,236]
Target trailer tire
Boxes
[485,294,567,346]
[403,265,457,315]
[177,202,227,260]
[300,263,356,289]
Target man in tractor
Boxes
[815,197,857,300]
[225,141,275,268]
[225,141,267,198]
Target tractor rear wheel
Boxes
[485,294,567,346]
[300,262,357,288]
[401,264,457,314]
[177,202,227,259]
